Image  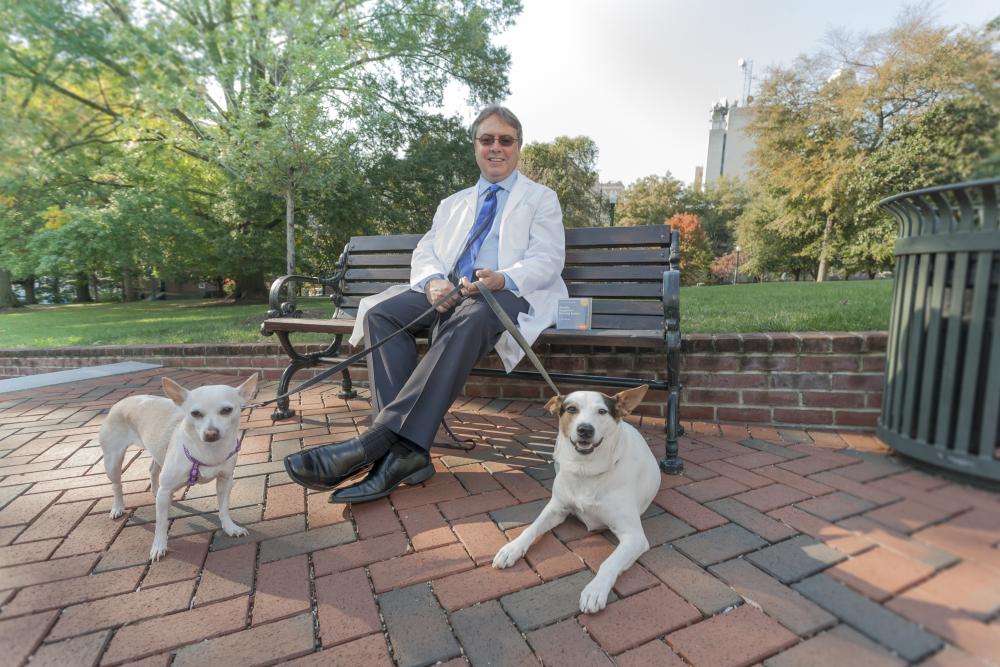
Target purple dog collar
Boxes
[182,439,241,486]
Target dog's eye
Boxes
[566,406,578,414]
[190,410,203,419]
[220,407,233,416]
[598,408,608,415]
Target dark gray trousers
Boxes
[363,289,528,451]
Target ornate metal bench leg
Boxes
[660,388,684,474]
[337,368,357,399]
[272,361,306,421]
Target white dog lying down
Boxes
[100,375,258,561]
[493,385,660,613]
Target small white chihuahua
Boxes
[493,385,660,613]
[100,375,258,561]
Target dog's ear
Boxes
[237,374,259,402]
[161,377,188,406]
[614,384,649,417]
[544,394,563,415]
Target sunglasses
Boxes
[477,134,517,147]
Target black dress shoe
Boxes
[330,448,434,503]
[283,424,399,491]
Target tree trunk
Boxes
[50,275,62,303]
[0,268,20,308]
[286,178,296,302]
[122,270,136,302]
[23,275,36,304]
[232,271,268,302]
[816,215,835,282]
[89,272,99,301]
[73,272,93,303]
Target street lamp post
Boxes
[733,245,741,285]
[608,190,618,226]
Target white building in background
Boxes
[700,98,755,188]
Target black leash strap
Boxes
[249,279,562,410]
[248,284,462,409]
[475,282,561,397]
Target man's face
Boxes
[474,114,520,183]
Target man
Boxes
[284,106,567,503]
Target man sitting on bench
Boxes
[284,105,568,503]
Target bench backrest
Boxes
[334,224,678,331]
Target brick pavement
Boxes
[1,367,999,666]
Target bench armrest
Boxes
[662,269,681,352]
[264,243,351,324]
[265,274,343,318]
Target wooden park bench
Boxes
[260,224,685,473]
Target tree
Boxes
[664,213,713,286]
[747,8,999,280]
[615,174,684,227]
[678,177,750,257]
[519,136,602,228]
[733,189,814,281]
[1,0,521,299]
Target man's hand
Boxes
[460,269,506,297]
[425,277,461,313]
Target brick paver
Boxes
[526,618,613,667]
[666,604,798,667]
[1,369,998,666]
[709,557,836,637]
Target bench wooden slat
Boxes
[345,266,668,282]
[333,295,663,316]
[592,313,664,329]
[565,225,670,247]
[565,249,669,264]
[345,248,670,269]
[344,225,670,253]
[561,266,666,280]
[348,235,423,252]
[567,283,662,298]
[347,254,413,267]
[341,283,665,299]
[346,268,411,280]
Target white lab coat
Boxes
[349,173,568,372]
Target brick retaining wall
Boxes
[0,331,886,430]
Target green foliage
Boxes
[733,188,816,280]
[746,8,999,279]
[0,0,521,298]
[616,174,683,227]
[678,178,750,256]
[519,136,602,228]
[367,116,480,236]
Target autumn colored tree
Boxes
[665,213,713,286]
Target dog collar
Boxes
[183,439,241,486]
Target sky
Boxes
[438,0,997,186]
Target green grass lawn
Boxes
[0,280,893,348]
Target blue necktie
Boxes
[454,184,501,283]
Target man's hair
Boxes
[470,105,523,146]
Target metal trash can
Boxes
[878,178,1000,481]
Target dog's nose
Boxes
[576,423,595,439]
[203,429,220,442]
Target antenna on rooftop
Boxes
[738,58,753,106]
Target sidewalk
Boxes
[1,367,998,666]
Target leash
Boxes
[247,280,561,411]
[247,284,464,410]
[182,439,241,486]
[475,281,561,396]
